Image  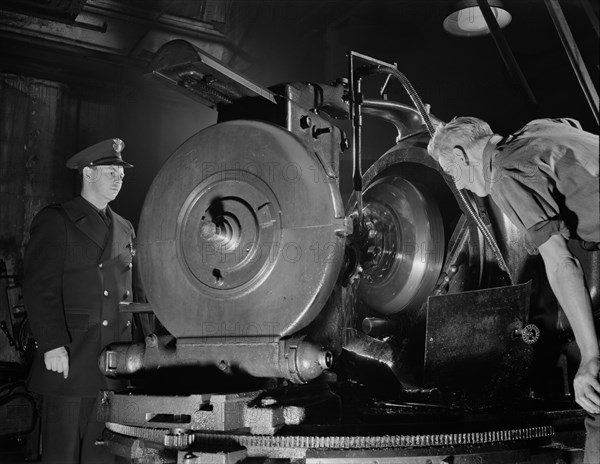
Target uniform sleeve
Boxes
[489,169,570,255]
[23,207,71,353]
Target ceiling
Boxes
[0,0,598,129]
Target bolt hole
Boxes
[324,351,333,368]
[213,268,223,286]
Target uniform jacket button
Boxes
[126,320,131,327]
[128,263,133,269]
[102,320,108,327]
[98,263,103,268]
[125,290,130,296]
[103,290,109,296]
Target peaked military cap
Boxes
[66,138,133,170]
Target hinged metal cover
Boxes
[424,282,533,407]
[147,39,276,108]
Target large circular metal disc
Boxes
[138,120,345,339]
[358,176,444,314]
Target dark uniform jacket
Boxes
[24,196,135,397]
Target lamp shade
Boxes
[443,0,512,37]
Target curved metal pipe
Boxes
[99,334,332,384]
[355,65,436,136]
[362,100,427,140]
[362,99,445,141]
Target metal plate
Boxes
[148,40,276,107]
[424,282,533,407]
[137,120,346,339]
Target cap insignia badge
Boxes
[112,138,125,154]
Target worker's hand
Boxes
[573,355,600,414]
[44,346,69,379]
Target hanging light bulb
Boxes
[443,0,512,37]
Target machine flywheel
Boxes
[358,176,444,314]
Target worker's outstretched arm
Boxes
[539,234,600,414]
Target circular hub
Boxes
[358,176,444,314]
[179,173,279,291]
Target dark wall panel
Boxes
[0,75,76,275]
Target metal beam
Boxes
[476,0,538,109]
[545,0,599,126]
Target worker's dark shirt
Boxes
[482,118,599,254]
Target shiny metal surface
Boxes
[137,120,346,339]
[358,176,444,314]
[361,99,424,141]
[349,131,492,294]
[100,331,332,384]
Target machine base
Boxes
[97,387,588,464]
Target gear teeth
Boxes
[105,422,554,452]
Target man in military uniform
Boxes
[427,117,599,463]
[24,138,136,463]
